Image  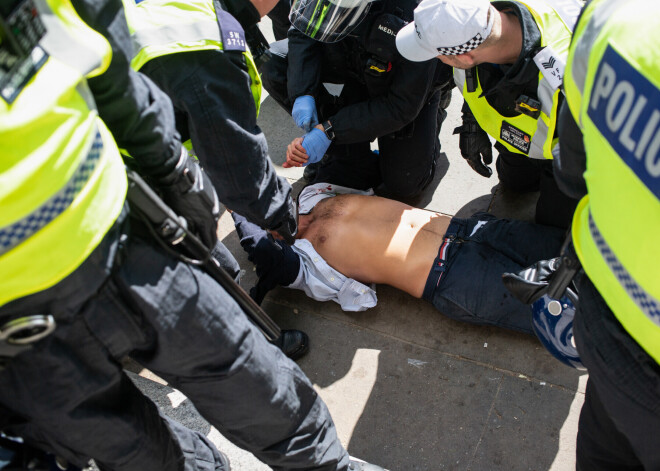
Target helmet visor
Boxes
[289,0,373,43]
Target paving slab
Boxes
[123,16,587,471]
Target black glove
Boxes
[231,212,301,304]
[502,258,560,305]
[249,235,301,304]
[270,198,298,245]
[155,149,220,249]
[453,107,493,178]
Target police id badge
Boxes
[500,122,531,154]
[0,0,48,104]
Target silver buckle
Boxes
[0,314,56,345]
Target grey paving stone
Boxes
[467,374,585,471]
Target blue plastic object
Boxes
[292,95,318,132]
[531,293,585,370]
[301,128,331,165]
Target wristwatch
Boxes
[321,120,335,141]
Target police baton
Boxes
[125,169,282,341]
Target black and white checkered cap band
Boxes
[436,32,484,56]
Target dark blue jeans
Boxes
[0,217,348,471]
[423,213,566,333]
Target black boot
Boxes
[272,329,309,360]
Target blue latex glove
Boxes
[292,95,318,132]
[301,128,331,165]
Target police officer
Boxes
[397,0,581,228]
[120,0,316,357]
[0,1,383,470]
[122,0,298,246]
[260,0,453,202]
[556,0,660,467]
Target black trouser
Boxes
[495,145,579,229]
[261,39,444,201]
[0,215,349,471]
[574,273,660,470]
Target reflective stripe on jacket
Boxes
[122,0,262,114]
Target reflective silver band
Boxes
[132,20,221,51]
[547,0,582,30]
[35,0,105,76]
[589,211,660,327]
[528,78,556,159]
[0,131,104,256]
[569,0,627,97]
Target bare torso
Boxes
[296,194,451,298]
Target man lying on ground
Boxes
[232,182,566,334]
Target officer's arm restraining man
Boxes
[554,0,660,467]
[121,0,298,245]
[396,0,582,228]
[0,1,385,470]
[259,0,453,203]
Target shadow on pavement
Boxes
[258,295,585,471]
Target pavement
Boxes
[123,17,588,471]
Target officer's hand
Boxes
[155,149,220,248]
[453,122,493,178]
[292,95,319,132]
[269,198,298,245]
[502,258,559,305]
[284,137,308,168]
[301,127,331,166]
